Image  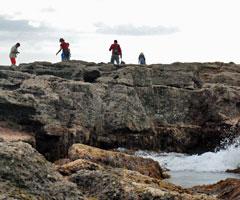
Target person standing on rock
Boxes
[9,43,20,66]
[56,38,71,61]
[138,52,146,65]
[109,40,122,65]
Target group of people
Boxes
[9,39,146,66]
[109,40,146,65]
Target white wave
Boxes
[136,137,240,172]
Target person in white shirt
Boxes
[9,43,20,66]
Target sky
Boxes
[1,0,240,65]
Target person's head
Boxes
[16,43,20,47]
[59,38,65,43]
[114,40,118,44]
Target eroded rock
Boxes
[70,168,216,200]
[68,143,164,179]
[0,141,85,199]
[191,178,240,200]
[0,61,240,159]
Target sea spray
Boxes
[135,137,240,187]
[136,137,240,172]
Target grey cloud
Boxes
[95,23,179,36]
[0,15,49,32]
[0,15,86,48]
[0,15,55,43]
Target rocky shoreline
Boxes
[0,61,240,199]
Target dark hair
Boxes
[59,38,64,42]
[16,43,20,47]
[114,40,118,43]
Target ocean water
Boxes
[135,137,240,188]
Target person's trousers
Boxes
[10,57,16,65]
[111,54,120,65]
[61,53,70,61]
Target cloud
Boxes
[0,15,56,43]
[94,23,179,36]
[0,14,87,53]
[41,7,56,13]
[0,16,43,32]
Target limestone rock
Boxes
[0,141,85,199]
[191,178,240,200]
[0,121,35,145]
[0,61,240,159]
[68,143,164,179]
[70,167,216,200]
[57,159,103,175]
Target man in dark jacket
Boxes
[138,52,146,65]
[109,40,122,65]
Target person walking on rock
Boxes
[9,43,20,66]
[109,40,122,65]
[138,52,146,65]
[56,38,71,61]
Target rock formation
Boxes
[56,143,216,200]
[191,178,240,200]
[1,60,240,199]
[0,61,240,160]
[0,141,218,200]
[67,143,164,179]
[0,141,84,199]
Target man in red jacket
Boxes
[109,40,122,65]
[56,38,71,61]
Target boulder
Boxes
[57,159,103,175]
[191,178,240,200]
[70,167,216,200]
[0,141,85,199]
[68,143,164,179]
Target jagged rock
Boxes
[0,141,85,200]
[0,61,240,159]
[57,159,103,175]
[68,143,164,179]
[191,178,240,200]
[70,167,216,200]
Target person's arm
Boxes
[56,48,62,55]
[109,44,113,51]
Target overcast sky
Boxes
[1,0,240,65]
